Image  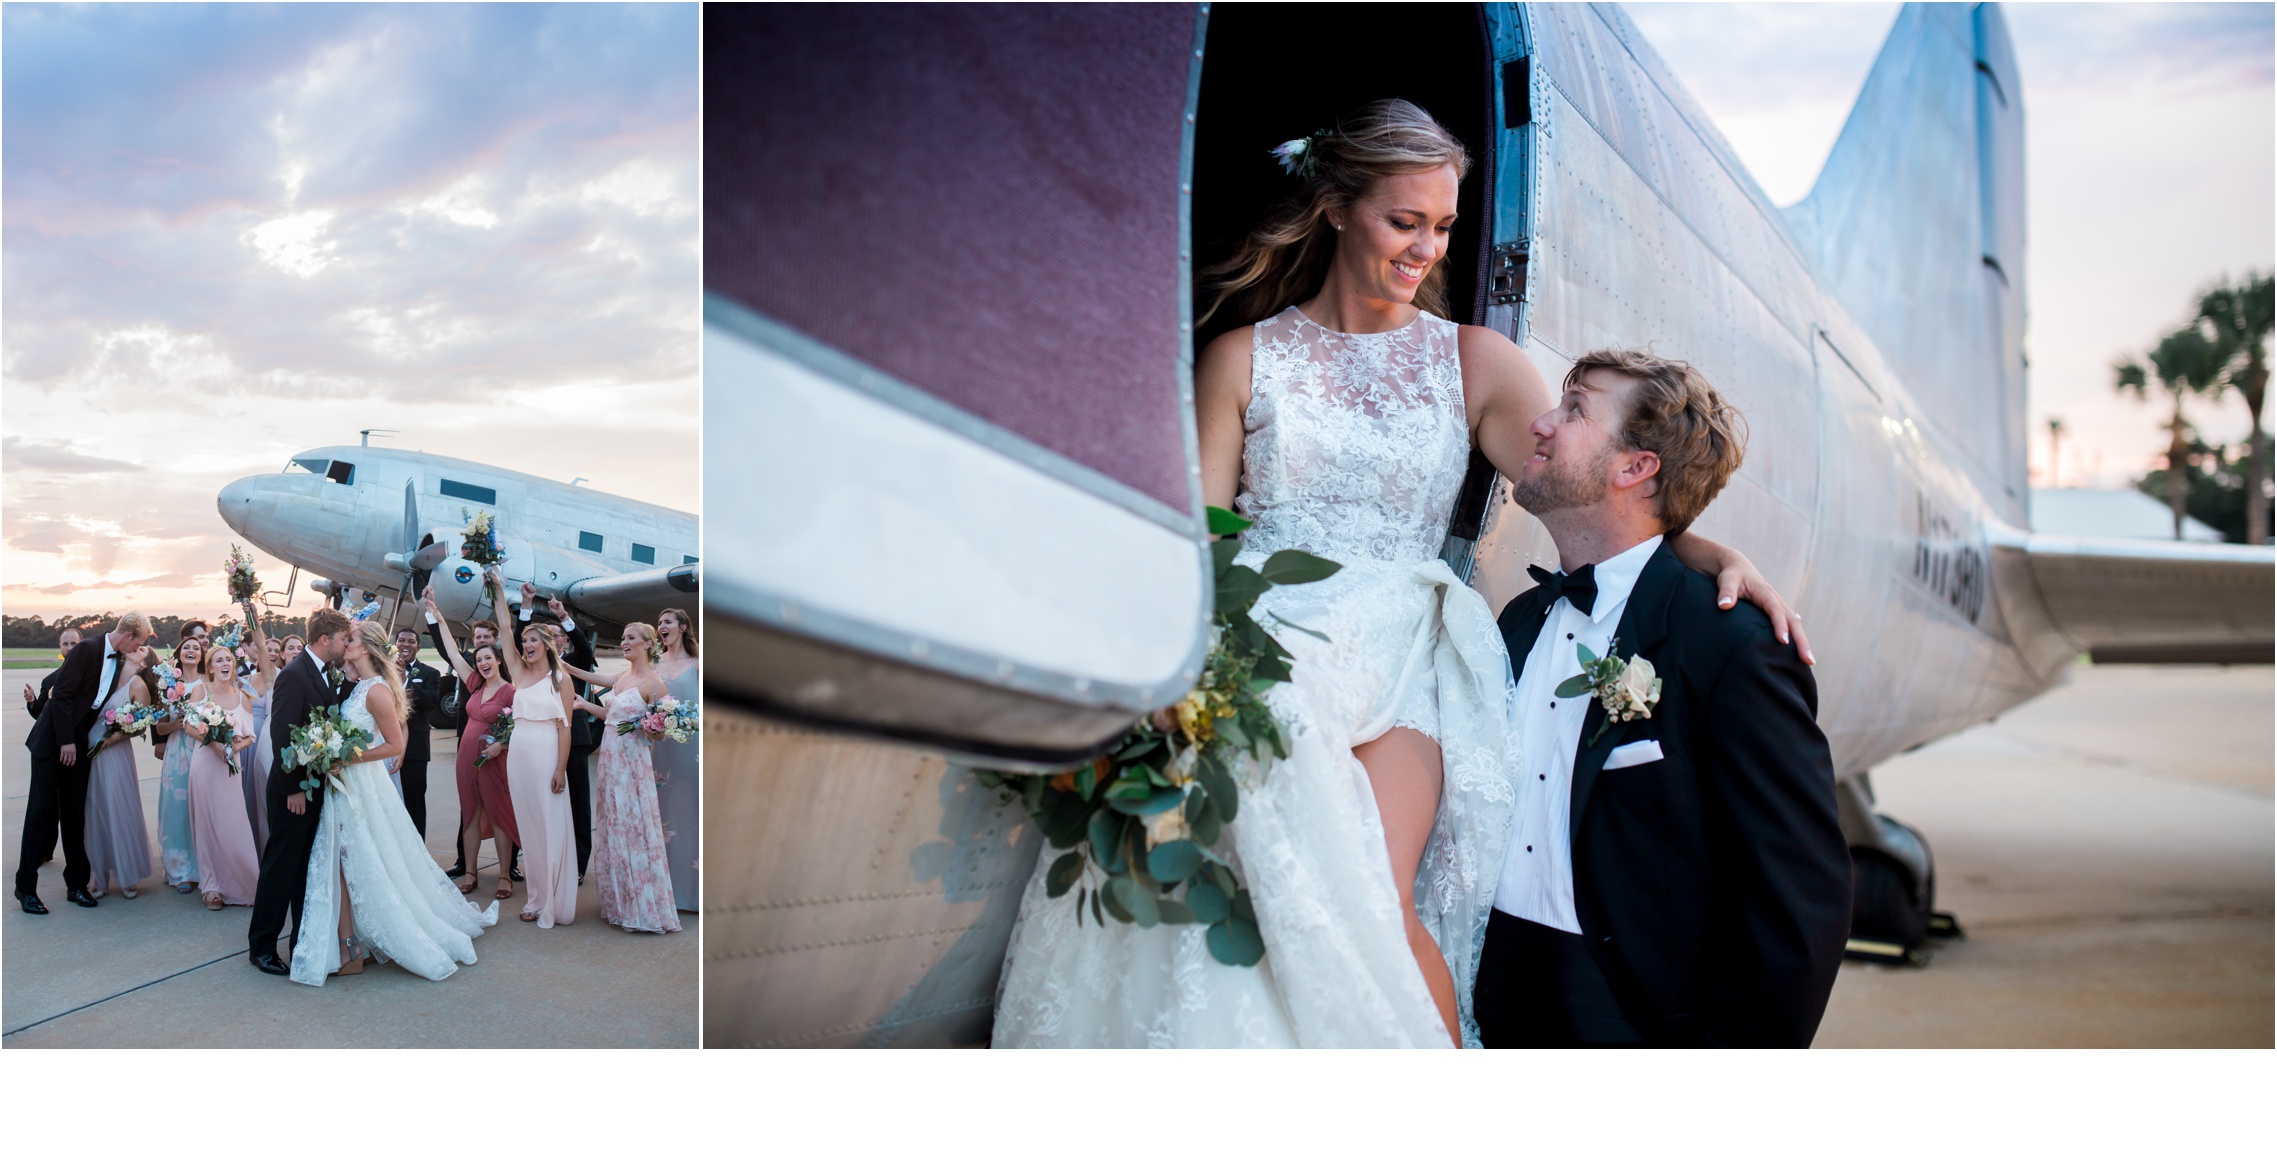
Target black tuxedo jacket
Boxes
[399,659,441,762]
[25,637,110,759]
[1495,539,1852,1047]
[267,652,344,800]
[26,667,60,720]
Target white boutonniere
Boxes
[1555,644,1661,746]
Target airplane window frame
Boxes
[631,543,656,565]
[578,531,604,553]
[683,554,698,564]
[288,457,329,476]
[325,461,355,485]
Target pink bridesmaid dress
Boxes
[187,690,261,905]
[505,671,576,927]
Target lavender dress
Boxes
[83,677,153,894]
[650,662,700,912]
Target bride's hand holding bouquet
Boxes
[283,705,375,798]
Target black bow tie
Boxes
[108,652,123,661]
[1528,564,1599,615]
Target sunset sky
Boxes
[2,3,697,622]
[1628,1,2275,494]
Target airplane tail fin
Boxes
[1786,3,2028,525]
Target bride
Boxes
[993,100,1806,1047]
[291,618,498,987]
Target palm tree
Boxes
[2116,325,2227,540]
[2196,273,2273,544]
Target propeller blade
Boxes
[401,479,419,555]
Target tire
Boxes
[1849,848,1928,950]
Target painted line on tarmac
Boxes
[2,948,246,1038]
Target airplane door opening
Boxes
[1189,3,1495,353]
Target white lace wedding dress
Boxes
[993,306,1524,1047]
[292,679,498,987]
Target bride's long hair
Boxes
[350,620,410,722]
[1198,99,1471,331]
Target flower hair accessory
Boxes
[1269,129,1333,178]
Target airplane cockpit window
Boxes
[325,460,355,485]
[578,531,604,553]
[631,544,656,565]
[288,457,329,476]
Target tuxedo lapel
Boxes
[1568,540,1683,844]
[1498,588,1555,669]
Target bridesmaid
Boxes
[83,648,158,900]
[488,571,576,927]
[424,586,518,903]
[568,623,681,933]
[652,607,699,913]
[236,607,281,853]
[184,644,261,908]
[154,636,204,893]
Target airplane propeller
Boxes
[379,479,446,632]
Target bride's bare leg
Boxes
[1353,727,1460,1046]
[335,860,363,973]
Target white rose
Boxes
[1618,656,1660,718]
[1142,799,1188,848]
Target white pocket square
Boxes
[1603,739,1663,770]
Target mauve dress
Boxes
[459,680,518,849]
[651,662,700,912]
[82,677,154,894]
[505,672,575,927]
[591,689,681,933]
[187,691,260,905]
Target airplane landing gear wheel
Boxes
[1849,849,1929,960]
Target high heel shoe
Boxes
[335,936,366,976]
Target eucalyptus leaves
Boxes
[1554,643,1661,746]
[976,506,1340,967]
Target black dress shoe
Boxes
[509,865,524,882]
[16,891,47,914]
[251,952,290,977]
[445,864,466,879]
[65,888,99,908]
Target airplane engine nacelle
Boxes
[424,556,499,626]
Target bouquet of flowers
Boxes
[184,699,237,749]
[153,663,187,712]
[616,694,699,743]
[972,507,1340,968]
[283,705,372,796]
[224,545,262,603]
[207,620,247,654]
[101,703,163,739]
[459,509,507,567]
[479,708,514,763]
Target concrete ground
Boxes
[1,667,696,1048]
[1815,662,2273,1048]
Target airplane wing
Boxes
[563,563,699,630]
[1992,525,2274,667]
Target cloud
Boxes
[0,436,147,474]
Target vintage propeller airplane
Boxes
[701,2,2272,1045]
[216,436,698,635]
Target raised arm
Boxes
[1460,324,1811,662]
[240,604,276,692]
[421,587,474,679]
[490,567,524,672]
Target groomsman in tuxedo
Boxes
[249,608,354,975]
[393,625,443,839]
[20,628,82,721]
[516,584,596,878]
[16,614,153,913]
[1479,348,1850,1047]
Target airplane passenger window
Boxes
[325,461,354,485]
[579,531,604,553]
[289,457,329,475]
[440,478,496,505]
[683,554,697,564]
[631,544,656,564]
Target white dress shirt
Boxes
[93,633,126,714]
[1493,534,1663,933]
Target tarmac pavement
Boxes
[1814,662,2273,1047]
[1,667,697,1048]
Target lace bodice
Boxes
[341,679,380,741]
[1237,306,1470,566]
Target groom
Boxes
[248,607,354,975]
[1477,348,1851,1047]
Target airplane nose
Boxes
[217,476,258,536]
